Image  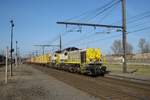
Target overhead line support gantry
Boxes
[33,44,60,55]
[57,22,123,29]
[57,0,127,73]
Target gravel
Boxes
[0,64,100,100]
[34,64,150,100]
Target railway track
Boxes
[32,64,150,100]
[106,74,150,85]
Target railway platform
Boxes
[0,64,99,100]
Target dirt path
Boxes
[0,64,99,100]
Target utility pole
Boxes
[121,0,127,73]
[60,34,62,52]
[15,41,18,67]
[42,46,45,55]
[5,47,8,84]
[10,20,14,76]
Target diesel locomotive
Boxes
[27,47,107,76]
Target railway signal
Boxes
[15,41,18,67]
[10,20,15,76]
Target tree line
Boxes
[111,38,150,55]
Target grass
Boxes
[106,63,150,76]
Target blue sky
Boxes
[0,0,150,56]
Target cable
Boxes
[127,14,150,24]
[58,1,150,49]
[111,10,150,25]
[127,20,150,30]
[83,26,150,45]
[63,0,121,47]
[60,0,120,48]
[64,29,94,47]
[128,26,150,34]
[96,3,118,23]
[49,34,60,44]
[65,26,150,49]
[65,0,118,22]
[85,0,121,22]
[127,10,150,22]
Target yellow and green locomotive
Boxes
[28,47,107,76]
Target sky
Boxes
[0,0,150,56]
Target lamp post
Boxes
[10,20,14,76]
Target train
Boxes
[0,55,16,66]
[27,47,107,76]
[0,55,6,66]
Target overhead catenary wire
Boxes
[55,0,150,50]
[66,28,113,46]
[49,31,69,44]
[127,10,150,22]
[63,29,94,47]
[111,10,150,25]
[63,0,121,47]
[85,0,121,22]
[125,12,150,32]
[53,0,121,49]
[128,26,150,34]
[49,34,60,44]
[96,2,119,23]
[72,25,150,47]
[66,0,120,21]
[127,20,150,28]
[127,14,150,24]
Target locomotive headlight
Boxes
[89,59,94,63]
[64,52,68,56]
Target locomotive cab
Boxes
[80,48,106,76]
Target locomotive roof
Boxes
[63,47,79,51]
[55,47,79,53]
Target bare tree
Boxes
[138,38,150,53]
[126,42,133,54]
[0,49,5,56]
[111,40,122,55]
[144,43,150,53]
[138,38,146,53]
[111,39,133,55]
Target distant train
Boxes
[27,47,107,76]
[0,55,6,66]
[0,55,15,66]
